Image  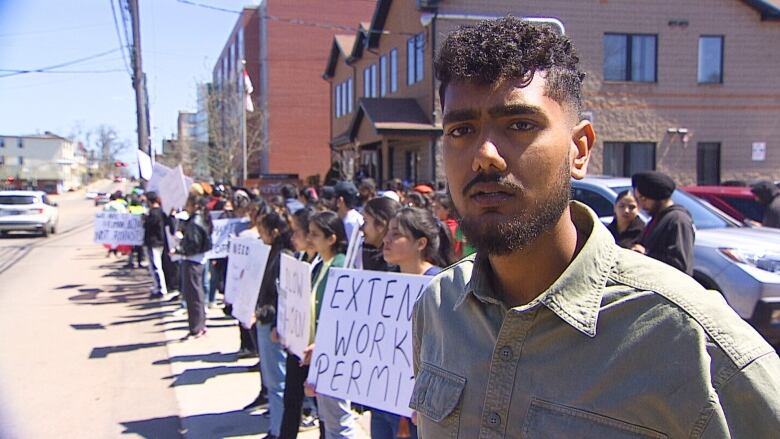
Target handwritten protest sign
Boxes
[224,237,271,328]
[206,218,251,259]
[278,254,312,359]
[307,268,433,417]
[93,212,144,246]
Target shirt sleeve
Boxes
[699,352,780,437]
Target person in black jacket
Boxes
[606,190,645,249]
[143,191,170,298]
[631,171,695,275]
[751,180,780,228]
[251,210,293,439]
[361,196,401,272]
[176,194,213,338]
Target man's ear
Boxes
[570,120,595,180]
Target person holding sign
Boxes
[303,211,353,438]
[373,207,453,439]
[176,194,213,339]
[412,17,780,438]
[279,208,319,439]
[247,210,294,439]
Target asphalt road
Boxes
[0,180,184,438]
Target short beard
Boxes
[458,160,571,256]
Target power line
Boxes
[176,0,239,14]
[110,0,133,76]
[0,48,122,78]
[0,68,125,74]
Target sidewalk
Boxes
[157,296,372,438]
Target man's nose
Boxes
[472,136,507,174]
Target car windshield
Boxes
[0,195,37,205]
[612,186,737,230]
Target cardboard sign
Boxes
[94,212,144,246]
[278,253,313,359]
[206,218,251,259]
[137,149,153,181]
[307,268,433,417]
[224,237,271,328]
[146,162,172,194]
[158,165,189,214]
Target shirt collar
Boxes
[455,201,617,338]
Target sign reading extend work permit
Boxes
[307,268,433,417]
[278,253,312,359]
[224,236,271,329]
[93,212,144,246]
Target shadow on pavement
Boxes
[71,323,106,330]
[55,283,85,290]
[119,415,183,438]
[120,410,267,439]
[90,340,171,359]
[161,322,236,332]
[153,351,240,365]
[166,365,254,387]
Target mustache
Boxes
[462,173,523,196]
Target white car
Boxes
[0,190,59,237]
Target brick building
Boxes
[325,0,780,187]
[212,2,375,184]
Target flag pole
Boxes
[241,60,248,185]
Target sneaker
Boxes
[193,329,207,338]
[236,348,256,360]
[172,308,187,317]
[299,414,318,431]
[242,393,269,411]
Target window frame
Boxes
[17,156,24,165]
[603,141,657,177]
[17,138,23,148]
[407,33,425,85]
[389,48,398,93]
[698,35,724,84]
[380,55,388,97]
[603,33,658,83]
[696,142,721,185]
[335,82,342,118]
[370,64,378,97]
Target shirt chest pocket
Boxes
[409,363,466,438]
[523,398,668,439]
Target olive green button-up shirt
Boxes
[411,202,780,438]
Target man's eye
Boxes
[509,121,536,131]
[447,126,473,138]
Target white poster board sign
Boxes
[137,149,153,180]
[158,165,188,214]
[752,142,767,161]
[278,253,312,359]
[224,237,271,328]
[206,218,251,259]
[93,212,144,246]
[146,163,172,193]
[306,268,433,417]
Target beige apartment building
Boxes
[0,133,88,193]
[325,0,780,187]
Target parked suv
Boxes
[0,190,59,237]
[571,176,780,345]
[682,185,764,224]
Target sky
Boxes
[0,0,259,170]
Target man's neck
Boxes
[487,208,583,308]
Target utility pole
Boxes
[127,0,151,176]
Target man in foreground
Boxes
[411,17,779,437]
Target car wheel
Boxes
[51,222,57,234]
[0,231,7,238]
[41,225,49,238]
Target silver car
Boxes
[0,190,59,237]
[571,176,780,345]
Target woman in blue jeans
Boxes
[254,210,294,439]
[378,207,457,438]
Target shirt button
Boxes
[488,412,501,426]
[499,346,512,361]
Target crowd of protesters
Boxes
[97,167,780,439]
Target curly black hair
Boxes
[435,16,585,115]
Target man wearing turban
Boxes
[631,171,695,275]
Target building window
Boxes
[407,33,424,85]
[0,138,4,148]
[18,156,24,165]
[603,142,655,177]
[380,55,388,97]
[389,48,398,93]
[603,34,657,82]
[370,64,378,98]
[335,83,342,118]
[364,66,371,97]
[697,142,721,185]
[698,36,723,84]
[0,156,4,166]
[347,77,353,113]
[17,138,23,148]
[405,150,419,183]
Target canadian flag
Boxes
[243,68,254,112]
